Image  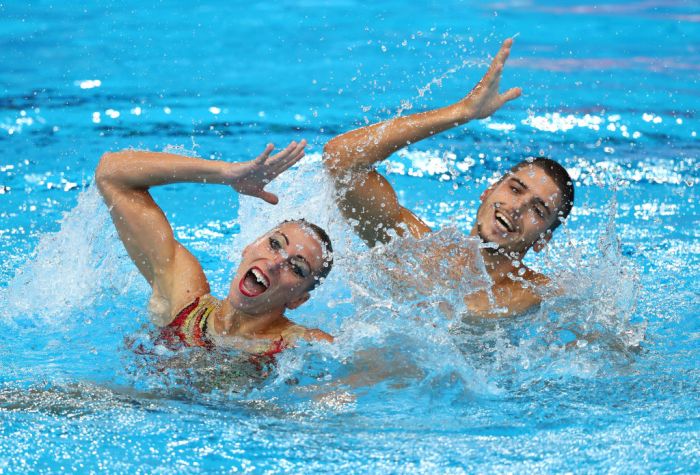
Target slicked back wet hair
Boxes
[510,157,575,231]
[282,219,334,291]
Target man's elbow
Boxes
[95,153,111,192]
[95,151,124,193]
[322,138,350,178]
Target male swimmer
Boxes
[96,140,334,354]
[323,38,574,317]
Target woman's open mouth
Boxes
[239,266,270,297]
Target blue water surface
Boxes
[1,1,699,473]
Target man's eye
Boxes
[534,207,545,218]
[511,187,519,193]
[292,265,305,278]
[269,237,282,250]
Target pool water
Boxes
[1,1,699,473]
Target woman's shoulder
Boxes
[281,323,334,343]
[149,291,219,327]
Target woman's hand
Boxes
[456,38,522,121]
[227,139,307,204]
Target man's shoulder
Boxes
[495,269,550,315]
[521,268,550,287]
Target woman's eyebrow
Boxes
[278,232,290,245]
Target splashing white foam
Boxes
[1,187,142,325]
[0,151,644,399]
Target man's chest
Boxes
[464,281,541,318]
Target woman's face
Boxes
[228,222,327,315]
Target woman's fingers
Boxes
[493,38,512,70]
[271,139,307,173]
[291,138,307,158]
[255,143,275,163]
[257,190,279,205]
[486,38,512,83]
[269,140,298,163]
[286,139,307,164]
[498,38,513,64]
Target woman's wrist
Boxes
[218,161,244,187]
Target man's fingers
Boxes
[486,38,512,79]
[501,87,522,103]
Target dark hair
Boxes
[283,219,334,291]
[510,157,574,231]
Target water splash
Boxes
[0,187,142,325]
[0,152,645,405]
[258,167,645,400]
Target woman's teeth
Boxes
[251,268,269,288]
[240,267,270,297]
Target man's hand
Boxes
[227,139,307,204]
[458,38,521,121]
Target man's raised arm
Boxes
[323,38,520,247]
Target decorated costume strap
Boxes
[167,295,219,348]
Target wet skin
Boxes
[475,164,563,255]
[229,222,327,315]
[322,39,572,316]
[97,142,335,343]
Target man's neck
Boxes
[470,226,527,285]
[481,248,526,284]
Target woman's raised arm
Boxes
[95,141,306,314]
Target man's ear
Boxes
[480,182,496,202]
[286,292,310,310]
[533,230,552,253]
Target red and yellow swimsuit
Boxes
[160,294,291,357]
[161,294,218,349]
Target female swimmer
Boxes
[95,140,334,355]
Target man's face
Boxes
[475,164,563,254]
[228,222,327,314]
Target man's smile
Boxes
[494,208,517,234]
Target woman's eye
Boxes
[534,207,544,218]
[289,259,307,278]
[269,237,282,250]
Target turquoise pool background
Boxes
[1,1,699,473]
